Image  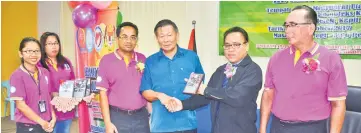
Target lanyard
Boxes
[22,64,41,96]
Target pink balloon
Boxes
[72,4,98,28]
[90,1,112,10]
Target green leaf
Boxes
[116,11,123,27]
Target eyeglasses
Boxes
[223,43,245,50]
[22,50,41,55]
[283,22,312,29]
[46,42,59,46]
[118,36,137,41]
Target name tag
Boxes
[64,64,71,70]
[38,100,47,113]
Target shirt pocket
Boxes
[176,63,195,80]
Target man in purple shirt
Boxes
[260,5,347,133]
[96,22,150,133]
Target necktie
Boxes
[214,64,239,126]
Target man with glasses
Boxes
[165,26,263,133]
[97,22,150,133]
[260,5,347,133]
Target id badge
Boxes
[38,100,47,113]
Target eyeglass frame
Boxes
[283,22,312,29]
[223,42,247,50]
[46,42,59,46]
[117,35,138,41]
[22,50,41,55]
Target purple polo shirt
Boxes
[38,57,76,121]
[96,50,147,110]
[264,43,348,121]
[10,66,53,124]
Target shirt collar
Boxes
[114,49,138,62]
[289,42,319,55]
[227,60,243,68]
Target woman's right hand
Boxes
[39,119,52,132]
[105,122,118,133]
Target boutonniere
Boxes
[302,53,321,74]
[224,63,236,79]
[136,61,145,73]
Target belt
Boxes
[276,116,327,124]
[109,105,145,115]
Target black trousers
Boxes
[271,116,327,133]
[109,106,150,133]
[16,122,50,133]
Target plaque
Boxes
[183,73,204,94]
[59,80,74,98]
[73,79,90,98]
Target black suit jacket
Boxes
[182,55,263,133]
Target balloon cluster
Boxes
[69,1,113,28]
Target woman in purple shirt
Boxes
[10,37,56,133]
[38,32,76,133]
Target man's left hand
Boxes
[166,97,182,112]
[197,84,206,95]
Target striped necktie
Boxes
[214,64,239,126]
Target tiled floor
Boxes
[1,116,79,133]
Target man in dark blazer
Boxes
[166,26,263,133]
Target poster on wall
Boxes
[219,1,361,59]
[73,2,122,133]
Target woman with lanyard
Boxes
[38,32,76,133]
[10,37,56,133]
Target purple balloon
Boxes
[72,4,98,28]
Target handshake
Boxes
[157,93,183,112]
[157,79,207,112]
[156,81,206,113]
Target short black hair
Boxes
[292,5,318,29]
[154,19,179,36]
[116,22,139,37]
[223,26,249,44]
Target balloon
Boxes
[90,1,112,10]
[76,28,86,52]
[68,1,89,10]
[85,28,94,53]
[72,4,98,28]
[107,1,119,9]
[94,25,103,52]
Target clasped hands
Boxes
[158,78,206,113]
[157,93,183,112]
[38,117,56,132]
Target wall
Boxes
[59,2,76,64]
[1,1,38,80]
[59,1,361,107]
[38,1,61,37]
[1,1,38,116]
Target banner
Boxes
[75,2,121,133]
[219,1,361,59]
